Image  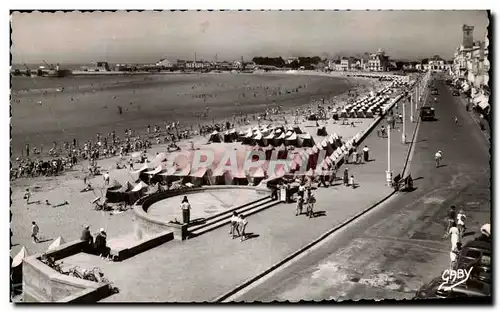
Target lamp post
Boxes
[402,96,406,143]
[410,91,414,123]
[386,122,392,186]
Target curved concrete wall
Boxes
[133,186,271,239]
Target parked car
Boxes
[452,90,460,96]
[456,239,492,284]
[420,106,436,121]
[431,89,439,95]
[414,275,491,299]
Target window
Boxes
[465,250,481,259]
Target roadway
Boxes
[229,77,491,302]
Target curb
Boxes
[212,95,408,303]
[212,190,395,303]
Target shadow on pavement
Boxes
[312,211,326,218]
[244,233,259,240]
[38,238,53,243]
[189,218,206,227]
[413,176,424,181]
[437,164,448,169]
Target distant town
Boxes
[13,48,455,77]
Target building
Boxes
[340,58,352,71]
[451,25,489,95]
[156,58,174,68]
[185,60,212,70]
[427,55,449,72]
[286,57,299,65]
[368,49,389,72]
[90,62,110,72]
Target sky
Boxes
[11,10,489,64]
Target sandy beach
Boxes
[10,72,381,158]
[10,72,386,257]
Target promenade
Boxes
[61,96,420,302]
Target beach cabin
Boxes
[297,133,314,148]
[186,167,214,186]
[317,126,327,136]
[208,131,223,143]
[285,132,297,147]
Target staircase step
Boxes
[189,197,273,233]
[189,199,280,238]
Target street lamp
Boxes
[402,93,407,143]
[386,120,392,187]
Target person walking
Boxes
[31,221,39,243]
[180,196,191,225]
[296,196,304,216]
[450,242,462,270]
[448,222,460,250]
[298,183,305,201]
[24,188,31,205]
[239,214,248,242]
[362,145,370,162]
[349,174,355,188]
[229,212,241,239]
[343,168,349,186]
[329,166,337,186]
[103,171,110,186]
[307,192,316,218]
[457,210,467,239]
[444,205,457,237]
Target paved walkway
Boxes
[79,97,419,302]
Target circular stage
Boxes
[146,188,266,222]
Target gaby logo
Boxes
[438,267,473,292]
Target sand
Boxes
[10,72,386,258]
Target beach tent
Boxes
[208,131,223,143]
[273,132,285,147]
[11,246,29,286]
[150,153,167,167]
[144,165,163,177]
[247,167,266,185]
[340,109,348,118]
[12,246,29,268]
[284,132,297,146]
[106,181,132,203]
[293,126,303,134]
[130,161,149,182]
[316,126,328,136]
[126,181,149,204]
[47,236,66,251]
[132,181,149,192]
[262,132,275,147]
[187,167,214,186]
[297,133,314,148]
[212,168,235,185]
[365,109,374,118]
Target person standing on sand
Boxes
[24,188,31,205]
[31,221,39,243]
